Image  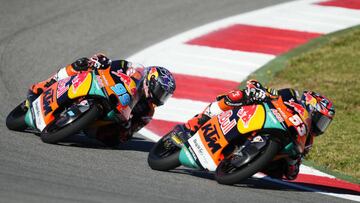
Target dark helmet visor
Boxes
[150,81,172,106]
[313,112,332,135]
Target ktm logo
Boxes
[42,88,54,115]
[201,123,221,154]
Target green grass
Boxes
[247,26,360,183]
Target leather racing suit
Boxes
[174,80,310,180]
[29,54,154,146]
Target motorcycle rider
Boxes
[29,53,176,146]
[171,79,335,180]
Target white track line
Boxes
[131,44,274,82]
[153,98,208,122]
[254,174,360,202]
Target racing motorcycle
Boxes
[148,89,310,185]
[6,67,137,144]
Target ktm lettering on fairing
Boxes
[201,123,221,153]
[42,89,54,115]
[218,111,236,134]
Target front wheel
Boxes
[40,103,101,144]
[148,133,181,171]
[215,137,280,185]
[6,101,28,132]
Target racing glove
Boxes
[245,80,267,102]
[71,57,91,71]
[89,53,111,69]
[216,90,247,107]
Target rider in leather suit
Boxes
[29,53,176,146]
[171,79,335,180]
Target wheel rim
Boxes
[217,141,270,177]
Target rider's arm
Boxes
[130,101,155,133]
[215,79,277,110]
[30,54,112,94]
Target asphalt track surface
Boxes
[0,0,355,202]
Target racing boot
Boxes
[284,156,301,180]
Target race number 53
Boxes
[289,114,306,136]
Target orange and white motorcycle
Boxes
[6,66,138,144]
[148,89,311,185]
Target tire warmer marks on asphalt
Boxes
[130,0,360,201]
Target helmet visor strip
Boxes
[314,113,332,134]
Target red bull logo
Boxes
[237,105,257,128]
[305,92,317,107]
[111,70,137,96]
[218,111,236,134]
[72,72,88,92]
[147,67,159,81]
[111,70,131,86]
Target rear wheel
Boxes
[215,137,280,185]
[148,133,181,171]
[6,101,28,132]
[40,103,101,144]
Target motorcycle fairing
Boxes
[181,103,289,171]
[28,71,107,131]
[182,117,229,171]
[236,104,265,134]
[68,72,93,99]
[31,96,48,131]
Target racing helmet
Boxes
[301,91,335,136]
[144,66,176,106]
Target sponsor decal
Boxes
[32,98,46,131]
[111,70,131,86]
[305,92,317,107]
[111,70,137,96]
[284,98,306,116]
[188,146,198,161]
[71,72,88,93]
[101,74,110,86]
[147,67,158,81]
[277,107,287,119]
[201,123,221,154]
[188,134,217,171]
[237,105,257,128]
[193,137,206,159]
[42,88,54,116]
[271,108,284,122]
[96,75,104,88]
[218,110,236,134]
[251,135,264,143]
[56,77,71,98]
